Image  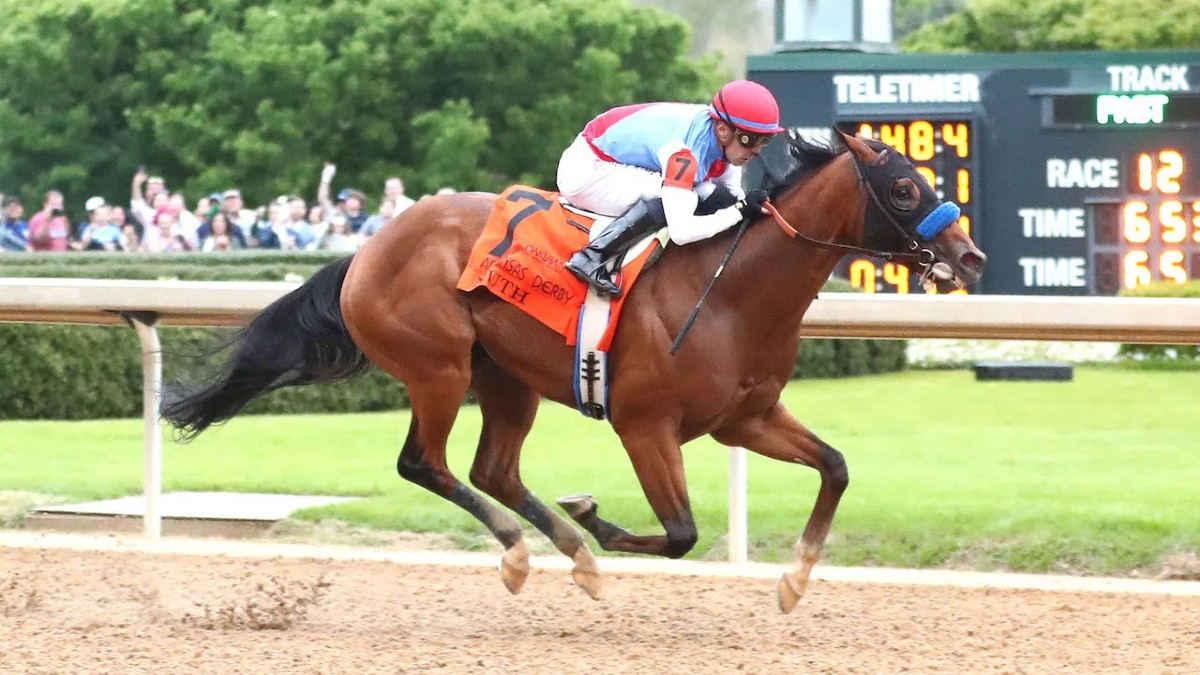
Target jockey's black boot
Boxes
[566,199,665,296]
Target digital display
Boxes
[1051,94,1200,127]
[749,49,1200,294]
[834,119,974,295]
[1087,149,1200,293]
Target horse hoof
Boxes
[776,572,805,614]
[556,494,597,520]
[570,546,604,600]
[499,540,530,595]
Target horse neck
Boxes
[714,154,863,338]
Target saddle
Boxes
[456,185,666,420]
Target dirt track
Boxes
[1,546,1198,674]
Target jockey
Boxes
[557,79,784,296]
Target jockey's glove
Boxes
[737,189,770,219]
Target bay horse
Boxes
[163,130,986,613]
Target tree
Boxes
[0,0,720,215]
[0,0,230,212]
[634,0,771,77]
[901,0,1200,53]
[893,0,966,40]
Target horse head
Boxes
[764,129,987,294]
[837,129,986,291]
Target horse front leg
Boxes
[557,425,699,559]
[712,402,849,614]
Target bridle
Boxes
[760,151,940,281]
[673,139,948,354]
[714,91,942,274]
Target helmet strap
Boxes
[717,89,737,128]
[715,89,737,159]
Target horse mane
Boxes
[763,132,845,200]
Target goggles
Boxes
[733,130,774,148]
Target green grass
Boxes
[1,367,1196,575]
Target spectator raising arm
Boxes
[317,162,336,219]
[129,168,155,231]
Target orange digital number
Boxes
[883,263,910,294]
[1159,250,1187,284]
[909,121,934,161]
[879,124,905,155]
[1122,200,1151,243]
[1123,251,1152,289]
[857,123,874,139]
[849,259,877,293]
[1133,150,1183,193]
[916,167,937,191]
[1160,200,1186,244]
[957,169,970,203]
[942,123,969,157]
[1136,153,1153,192]
[957,214,971,238]
[1192,201,1200,244]
[1157,150,1183,193]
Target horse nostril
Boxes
[961,250,987,272]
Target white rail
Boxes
[2,278,1199,550]
[3,278,1199,341]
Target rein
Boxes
[669,144,950,355]
[762,202,931,267]
[669,217,751,355]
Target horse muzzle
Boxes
[926,222,987,292]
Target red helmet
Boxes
[709,80,785,134]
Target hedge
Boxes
[0,323,409,420]
[1117,279,1200,360]
[0,251,347,281]
[0,255,905,420]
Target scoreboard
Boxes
[747,49,1200,295]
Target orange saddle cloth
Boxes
[456,185,658,351]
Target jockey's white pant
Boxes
[557,135,716,218]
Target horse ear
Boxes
[833,128,882,164]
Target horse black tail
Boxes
[162,256,368,441]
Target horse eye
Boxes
[891,178,919,211]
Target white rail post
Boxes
[727,446,748,563]
[121,312,163,539]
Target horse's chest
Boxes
[726,372,786,415]
[728,349,795,409]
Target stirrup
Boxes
[567,251,620,296]
[587,270,622,297]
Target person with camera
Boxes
[77,197,125,252]
[141,207,192,253]
[27,190,73,252]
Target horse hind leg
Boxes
[467,350,602,599]
[395,374,532,596]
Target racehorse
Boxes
[162,130,986,613]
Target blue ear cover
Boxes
[915,202,960,240]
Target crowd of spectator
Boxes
[0,164,456,254]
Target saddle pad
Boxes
[456,185,658,350]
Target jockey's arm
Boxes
[659,147,744,246]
